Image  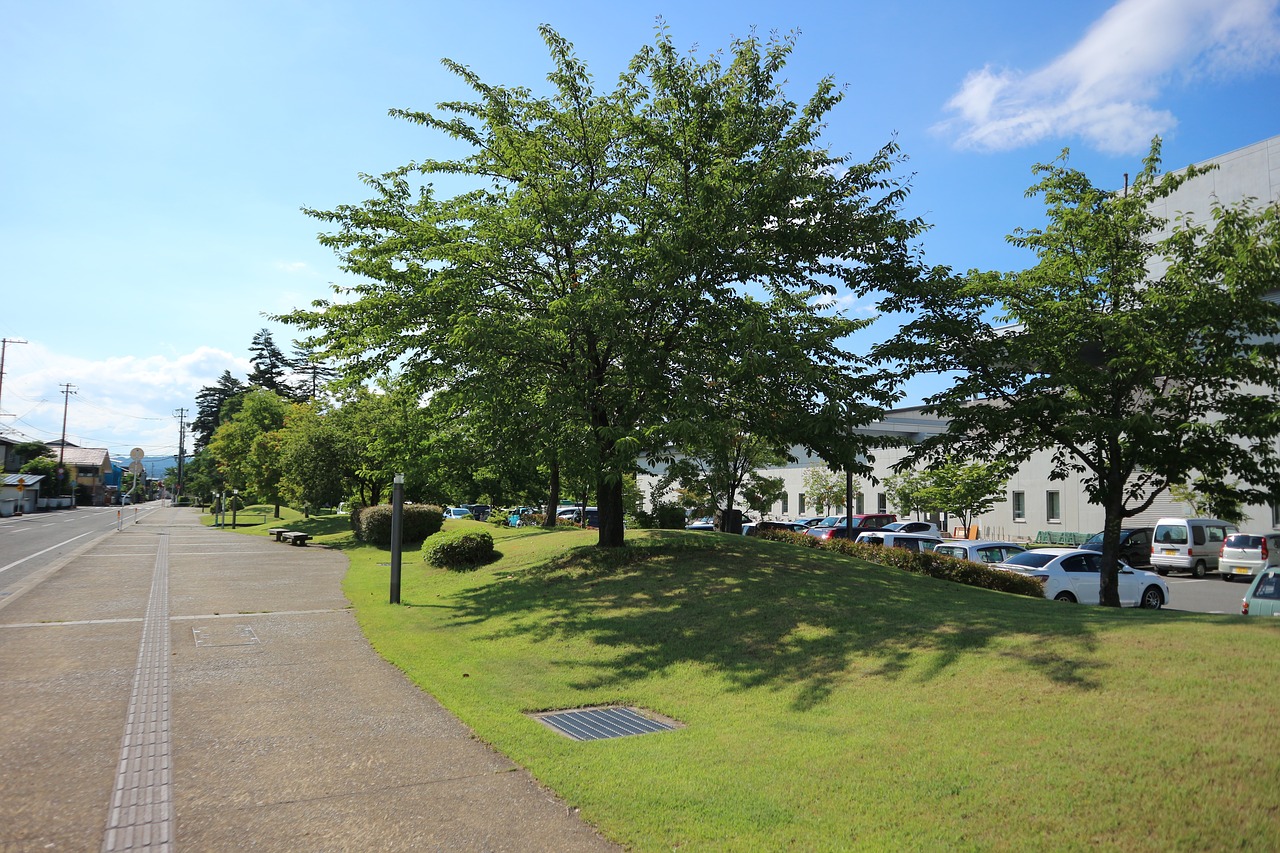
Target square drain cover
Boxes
[193,625,260,647]
[532,706,679,741]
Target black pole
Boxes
[390,474,404,604]
[845,470,854,540]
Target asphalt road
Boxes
[0,504,161,605]
[1163,572,1254,615]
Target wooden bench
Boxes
[269,528,289,541]
[279,531,312,546]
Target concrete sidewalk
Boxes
[0,506,618,851]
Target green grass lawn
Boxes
[329,519,1278,849]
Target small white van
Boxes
[1150,518,1238,578]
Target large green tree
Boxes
[192,370,246,452]
[206,388,291,511]
[876,139,1280,605]
[281,27,920,547]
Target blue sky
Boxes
[2,0,1278,460]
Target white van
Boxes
[1150,518,1238,577]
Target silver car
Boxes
[933,540,1026,565]
[1219,533,1280,582]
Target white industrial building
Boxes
[645,134,1280,541]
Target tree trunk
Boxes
[596,475,625,548]
[544,452,561,529]
[1099,487,1124,607]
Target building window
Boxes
[855,493,865,514]
[781,492,789,516]
[1012,491,1026,522]
[1273,503,1279,528]
[798,493,806,515]
[1046,490,1061,523]
[877,492,887,514]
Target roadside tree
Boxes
[875,139,1280,605]
[279,26,921,547]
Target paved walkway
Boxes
[0,506,618,851]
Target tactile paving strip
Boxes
[102,531,173,851]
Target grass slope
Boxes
[338,522,1279,850]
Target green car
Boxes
[1241,569,1280,616]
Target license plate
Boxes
[1233,566,1251,574]
[1163,549,1177,555]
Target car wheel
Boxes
[1054,591,1077,603]
[1191,560,1207,579]
[1140,586,1164,609]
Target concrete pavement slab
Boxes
[0,506,618,852]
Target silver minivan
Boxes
[1150,517,1237,578]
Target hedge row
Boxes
[350,503,445,547]
[758,529,1046,598]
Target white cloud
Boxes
[274,261,310,273]
[1,343,248,455]
[938,0,1280,153]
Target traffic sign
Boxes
[130,447,145,462]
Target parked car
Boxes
[852,531,945,552]
[1080,527,1154,568]
[1241,568,1280,616]
[792,516,825,527]
[743,520,809,536]
[558,506,599,524]
[1219,532,1280,581]
[933,540,1026,564]
[444,506,473,520]
[997,548,1169,608]
[463,504,492,521]
[805,513,898,540]
[1150,518,1237,577]
[882,520,941,536]
[685,516,715,531]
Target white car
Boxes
[998,548,1169,608]
[933,540,1026,565]
[883,520,941,536]
[1219,532,1280,581]
[853,531,945,553]
[445,507,473,520]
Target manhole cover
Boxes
[192,625,259,647]
[531,706,680,741]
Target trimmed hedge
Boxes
[425,530,496,570]
[759,529,1046,598]
[354,503,444,546]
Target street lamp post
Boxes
[231,489,239,528]
[390,474,405,604]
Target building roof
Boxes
[54,447,112,468]
[3,473,46,486]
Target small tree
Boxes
[925,460,1011,533]
[802,465,850,515]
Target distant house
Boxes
[47,441,114,506]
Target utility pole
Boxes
[173,408,187,503]
[0,337,28,419]
[58,383,77,497]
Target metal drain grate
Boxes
[532,706,679,741]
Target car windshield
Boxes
[815,516,842,528]
[1002,551,1055,568]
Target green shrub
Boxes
[757,529,1045,597]
[425,530,496,570]
[655,503,688,530]
[355,504,444,546]
[349,503,368,535]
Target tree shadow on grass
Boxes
[447,532,1128,710]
